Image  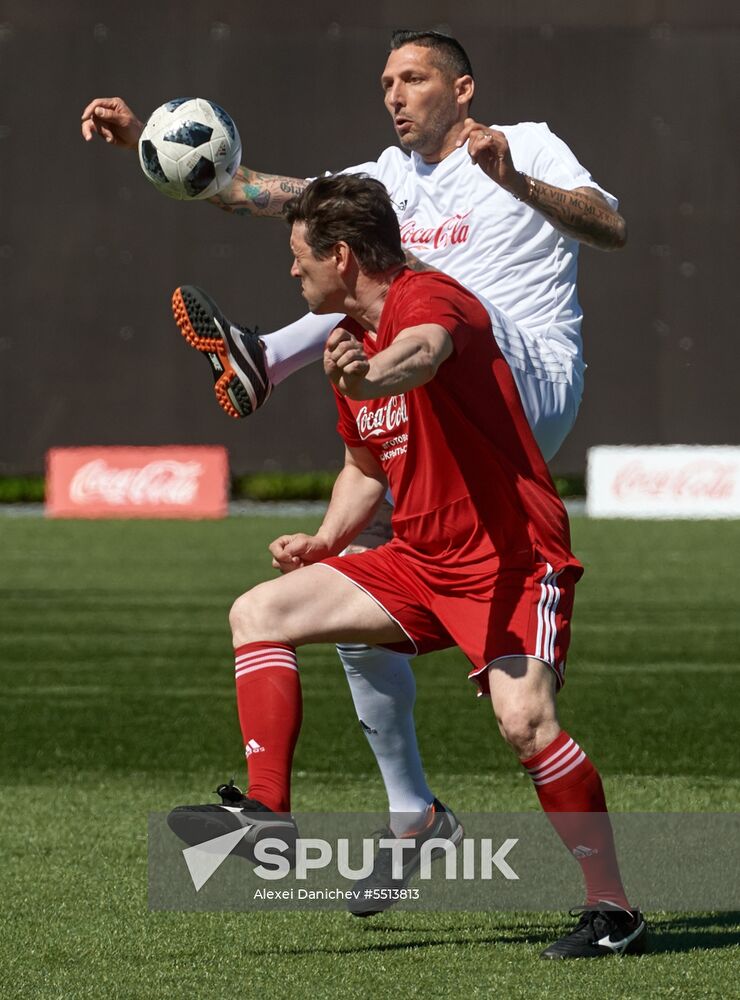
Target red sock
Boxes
[233,642,302,813]
[522,730,630,909]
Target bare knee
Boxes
[494,702,559,760]
[229,583,281,646]
[488,658,560,760]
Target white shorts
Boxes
[508,363,583,462]
[477,293,584,462]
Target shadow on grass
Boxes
[244,912,740,958]
[245,916,556,957]
[648,912,740,954]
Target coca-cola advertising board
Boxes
[586,446,740,519]
[46,447,228,519]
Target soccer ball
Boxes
[138,98,242,200]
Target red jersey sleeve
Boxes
[382,272,485,356]
[330,316,367,448]
[333,386,364,448]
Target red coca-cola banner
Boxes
[46,446,229,519]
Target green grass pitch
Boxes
[1,515,738,998]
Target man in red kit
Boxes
[168,174,646,959]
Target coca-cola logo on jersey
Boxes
[612,459,736,500]
[399,211,471,250]
[70,459,204,506]
[355,395,408,440]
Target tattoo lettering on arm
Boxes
[210,167,309,218]
[280,179,307,197]
[525,180,627,251]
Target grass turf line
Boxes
[1,516,738,998]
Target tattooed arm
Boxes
[80,96,308,219]
[459,118,627,251]
[511,180,627,251]
[210,167,308,218]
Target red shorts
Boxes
[321,539,578,694]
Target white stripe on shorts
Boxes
[535,563,562,665]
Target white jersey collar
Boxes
[410,142,468,178]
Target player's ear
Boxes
[334,241,353,274]
[455,75,474,109]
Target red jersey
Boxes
[333,269,581,576]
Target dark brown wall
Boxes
[2,2,738,475]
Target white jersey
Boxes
[344,122,617,388]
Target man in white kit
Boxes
[81,30,627,924]
[81,29,625,459]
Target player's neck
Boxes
[345,266,405,333]
[418,121,467,164]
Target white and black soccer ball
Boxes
[138,97,241,200]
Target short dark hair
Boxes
[284,174,405,275]
[390,29,474,81]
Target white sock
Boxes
[338,643,434,835]
[260,312,342,385]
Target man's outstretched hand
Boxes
[81,97,144,149]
